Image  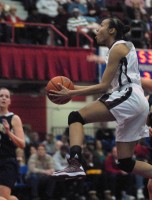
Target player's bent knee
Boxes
[0,197,7,200]
[116,157,135,173]
[147,179,152,192]
[10,196,19,200]
[68,111,86,125]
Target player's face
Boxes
[0,89,11,108]
[95,19,111,45]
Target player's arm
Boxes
[69,43,129,96]
[141,77,152,92]
[49,44,129,98]
[2,115,25,148]
[86,54,106,64]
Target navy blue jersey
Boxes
[0,112,16,159]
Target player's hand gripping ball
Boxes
[46,76,74,104]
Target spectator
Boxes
[15,147,28,187]
[124,0,147,21]
[145,0,152,15]
[54,6,70,46]
[134,139,150,199]
[0,3,10,42]
[26,144,55,200]
[82,146,106,199]
[56,0,72,10]
[53,144,69,171]
[42,133,56,155]
[36,0,59,24]
[87,0,101,18]
[67,8,91,46]
[29,144,37,155]
[93,140,106,167]
[68,0,97,23]
[129,10,150,48]
[104,146,135,199]
[67,0,88,16]
[5,5,24,43]
[30,131,40,147]
[16,147,26,166]
[25,7,49,45]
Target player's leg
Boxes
[0,185,11,200]
[9,196,19,200]
[147,179,152,200]
[0,197,7,200]
[116,142,152,178]
[52,100,115,179]
[69,101,115,147]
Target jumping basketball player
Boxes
[49,17,152,189]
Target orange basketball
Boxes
[45,76,74,104]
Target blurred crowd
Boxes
[0,0,152,48]
[12,125,152,200]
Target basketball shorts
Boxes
[0,158,19,188]
[99,84,149,142]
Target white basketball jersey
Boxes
[105,40,141,91]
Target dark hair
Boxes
[108,17,130,40]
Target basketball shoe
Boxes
[52,158,86,180]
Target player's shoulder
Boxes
[110,41,130,58]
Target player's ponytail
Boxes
[108,17,130,40]
[122,25,130,34]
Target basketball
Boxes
[45,76,74,104]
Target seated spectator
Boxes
[67,8,97,47]
[25,7,49,45]
[145,0,152,15]
[55,140,64,151]
[54,6,70,46]
[68,0,97,23]
[36,0,59,24]
[129,10,150,48]
[16,147,26,166]
[30,131,40,147]
[87,0,101,18]
[93,140,106,167]
[82,146,107,199]
[53,144,69,200]
[67,0,88,16]
[5,5,24,43]
[29,144,37,155]
[0,3,6,21]
[26,144,55,200]
[124,0,147,21]
[0,3,10,42]
[134,139,150,199]
[15,148,28,186]
[53,144,69,171]
[42,133,56,155]
[104,146,135,200]
[56,0,72,10]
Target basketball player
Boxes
[50,17,152,184]
[139,78,152,200]
[0,88,25,200]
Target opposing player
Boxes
[49,17,152,183]
[0,88,25,200]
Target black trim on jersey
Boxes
[118,57,132,87]
[98,87,132,109]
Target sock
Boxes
[70,145,87,170]
[70,145,82,160]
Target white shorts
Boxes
[99,84,149,142]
